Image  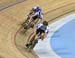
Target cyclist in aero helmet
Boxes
[27,6,44,26]
[25,21,50,48]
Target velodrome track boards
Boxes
[0,0,75,58]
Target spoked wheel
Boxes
[21,16,33,33]
[22,17,30,27]
[20,20,30,34]
[29,39,38,49]
[25,39,38,52]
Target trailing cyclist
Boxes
[25,21,50,49]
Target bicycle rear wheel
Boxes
[22,16,30,26]
[29,39,38,49]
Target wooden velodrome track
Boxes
[0,0,75,58]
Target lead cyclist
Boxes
[27,6,44,28]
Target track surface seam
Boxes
[0,0,27,11]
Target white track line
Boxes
[34,13,75,58]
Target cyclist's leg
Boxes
[28,30,39,49]
[22,10,34,24]
[25,35,36,48]
[29,10,34,15]
[33,18,41,26]
[40,33,46,40]
[29,33,36,43]
[28,16,38,28]
[25,29,37,48]
[23,15,34,29]
[30,16,40,28]
[28,11,35,23]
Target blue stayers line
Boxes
[51,19,75,58]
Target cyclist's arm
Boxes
[29,10,34,15]
[41,27,50,40]
[40,33,47,40]
[34,18,41,25]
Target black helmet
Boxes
[43,21,48,26]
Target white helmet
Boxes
[32,6,37,11]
